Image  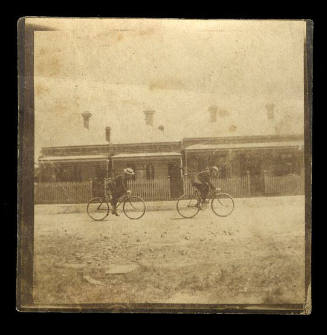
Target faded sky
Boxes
[32,19,306,158]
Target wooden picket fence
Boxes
[127,177,171,201]
[34,181,93,204]
[34,174,304,204]
[182,175,250,198]
[264,174,304,195]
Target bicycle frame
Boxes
[176,188,234,219]
[193,188,219,202]
[87,190,146,221]
[103,192,133,210]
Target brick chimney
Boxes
[266,103,275,120]
[208,106,217,122]
[144,110,155,126]
[81,111,92,129]
[105,126,111,143]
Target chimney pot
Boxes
[105,126,111,143]
[81,111,92,129]
[208,106,217,122]
[144,110,155,126]
[266,103,275,120]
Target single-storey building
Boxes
[36,106,304,202]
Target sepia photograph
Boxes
[17,18,312,313]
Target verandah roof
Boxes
[112,152,181,160]
[185,140,304,152]
[39,154,109,163]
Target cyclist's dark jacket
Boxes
[194,170,215,189]
[108,175,127,196]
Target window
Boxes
[215,155,228,178]
[198,156,207,171]
[95,165,106,180]
[189,156,199,172]
[208,153,218,167]
[73,165,82,182]
[146,163,155,180]
[56,165,74,182]
[218,164,228,179]
[274,153,298,176]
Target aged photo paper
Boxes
[17,18,312,313]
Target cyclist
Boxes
[192,166,220,208]
[106,167,135,216]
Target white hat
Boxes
[124,167,135,175]
[211,166,219,172]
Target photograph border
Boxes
[16,17,313,314]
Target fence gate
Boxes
[168,163,183,199]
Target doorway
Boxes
[249,159,265,195]
[168,163,183,199]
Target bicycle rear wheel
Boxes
[87,197,110,221]
[176,195,200,218]
[123,196,146,220]
[211,193,234,217]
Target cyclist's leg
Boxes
[195,183,205,201]
[192,183,203,207]
[112,190,127,215]
[107,183,114,203]
[111,192,120,215]
[203,184,210,202]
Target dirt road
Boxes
[33,196,305,305]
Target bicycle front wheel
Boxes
[123,196,146,220]
[176,195,200,218]
[211,193,234,217]
[87,197,110,221]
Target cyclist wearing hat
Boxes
[107,167,135,216]
[193,166,219,207]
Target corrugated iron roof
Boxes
[112,152,181,159]
[39,154,108,162]
[186,140,304,151]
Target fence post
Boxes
[90,179,93,198]
[34,183,38,204]
[263,170,267,195]
[246,170,251,196]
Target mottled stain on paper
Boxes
[229,125,237,132]
[149,78,186,91]
[35,83,49,96]
[219,110,230,117]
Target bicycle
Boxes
[176,187,234,218]
[87,191,146,221]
